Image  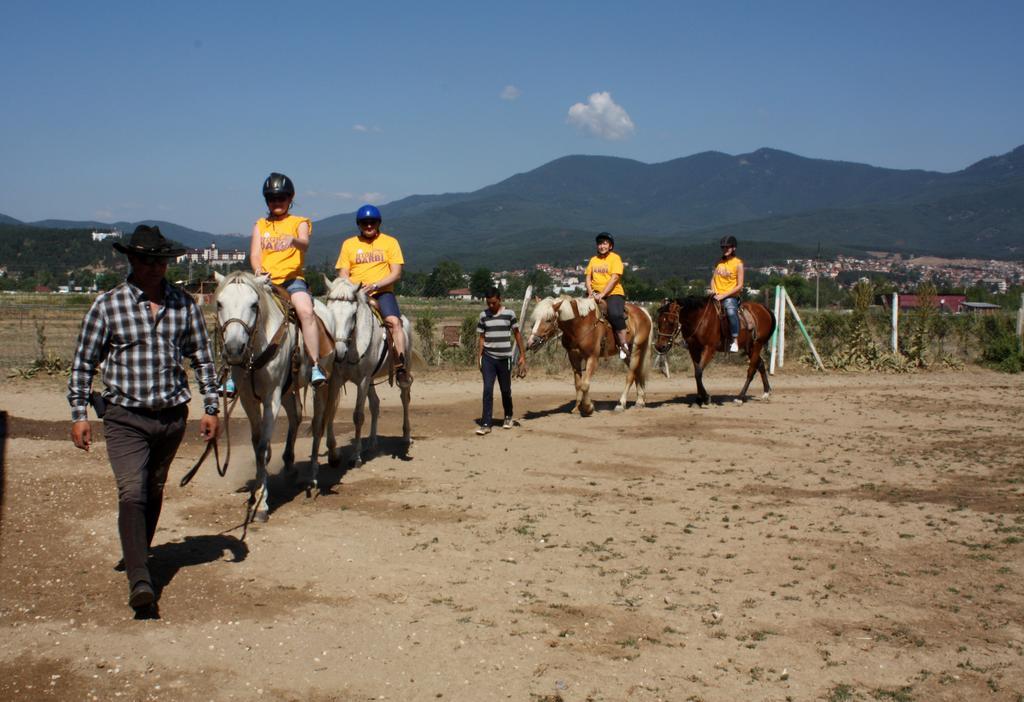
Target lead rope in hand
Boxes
[179,366,235,487]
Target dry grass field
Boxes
[1,361,1022,701]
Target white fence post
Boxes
[892,292,899,353]
[769,284,782,375]
[778,287,787,368]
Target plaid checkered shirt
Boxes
[67,279,219,422]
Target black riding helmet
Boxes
[262,172,295,199]
[720,235,737,248]
[595,232,615,248]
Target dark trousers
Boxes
[103,403,188,588]
[480,354,513,427]
[605,295,627,332]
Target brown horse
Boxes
[526,295,652,416]
[653,296,776,406]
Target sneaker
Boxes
[502,417,514,430]
[219,377,236,397]
[310,365,327,387]
[618,343,631,362]
[729,339,739,353]
[129,580,155,609]
[475,425,491,436]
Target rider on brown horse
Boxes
[710,235,744,353]
[586,232,631,362]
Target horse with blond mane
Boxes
[526,295,651,416]
[214,271,336,521]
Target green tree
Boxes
[469,268,495,299]
[423,260,464,297]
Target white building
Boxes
[91,230,122,242]
[178,243,247,267]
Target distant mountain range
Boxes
[2,144,1022,277]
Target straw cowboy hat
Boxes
[112,225,187,258]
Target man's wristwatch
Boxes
[204,406,219,416]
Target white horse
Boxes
[213,271,336,521]
[322,276,413,467]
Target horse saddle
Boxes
[269,282,335,361]
[588,298,630,357]
[714,300,759,351]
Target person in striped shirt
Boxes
[475,288,527,435]
[68,225,220,614]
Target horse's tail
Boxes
[634,304,653,387]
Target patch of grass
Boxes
[827,684,857,702]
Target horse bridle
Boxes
[654,302,682,353]
[218,279,261,368]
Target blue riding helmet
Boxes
[356,204,382,223]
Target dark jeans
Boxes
[605,295,627,332]
[103,403,188,588]
[480,354,513,426]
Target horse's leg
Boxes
[400,372,412,447]
[579,354,597,417]
[351,378,369,467]
[567,350,584,414]
[756,344,772,400]
[326,375,344,467]
[689,345,711,407]
[633,338,648,409]
[615,355,632,412]
[367,383,380,453]
[252,392,281,523]
[307,383,329,493]
[281,390,299,470]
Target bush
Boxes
[976,315,1023,373]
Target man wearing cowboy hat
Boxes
[68,225,220,615]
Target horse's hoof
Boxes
[613,404,625,413]
[733,398,744,405]
[253,510,269,523]
[635,401,645,409]
[350,457,364,469]
[761,393,771,401]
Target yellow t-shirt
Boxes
[335,232,405,293]
[255,215,311,285]
[586,252,625,297]
[712,256,744,296]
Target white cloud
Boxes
[352,124,382,133]
[500,85,521,101]
[566,91,635,140]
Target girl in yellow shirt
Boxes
[710,235,744,352]
[248,172,326,386]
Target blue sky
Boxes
[1,0,1021,234]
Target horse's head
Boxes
[214,271,271,364]
[526,297,562,350]
[323,275,365,359]
[653,299,682,354]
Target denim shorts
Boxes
[373,291,401,319]
[283,278,309,295]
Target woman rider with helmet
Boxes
[586,232,631,361]
[334,205,410,383]
[249,172,327,386]
[710,235,744,353]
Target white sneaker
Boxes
[502,417,514,429]
[475,425,491,436]
[729,339,739,353]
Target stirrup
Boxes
[219,377,236,398]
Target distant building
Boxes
[447,288,472,301]
[178,243,246,267]
[960,302,1001,315]
[91,230,122,242]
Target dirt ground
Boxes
[1,364,1022,702]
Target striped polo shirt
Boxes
[477,307,519,359]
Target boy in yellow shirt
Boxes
[335,204,410,383]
